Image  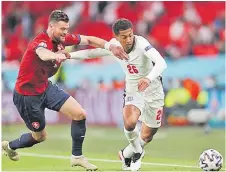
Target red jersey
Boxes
[15,31,80,95]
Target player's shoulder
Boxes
[134,35,153,52]
[32,31,50,43]
[29,31,51,50]
[109,38,122,47]
[135,35,150,46]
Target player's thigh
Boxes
[59,96,86,120]
[44,82,85,120]
[141,104,163,129]
[45,82,70,112]
[13,90,46,132]
[123,92,144,118]
[123,92,144,128]
[123,105,141,122]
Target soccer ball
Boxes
[199,149,223,171]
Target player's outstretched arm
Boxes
[145,48,167,82]
[69,48,113,60]
[36,47,67,62]
[79,35,128,60]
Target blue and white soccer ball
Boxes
[199,149,223,171]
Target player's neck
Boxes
[46,28,56,42]
[126,38,135,54]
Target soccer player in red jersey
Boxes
[2,10,128,171]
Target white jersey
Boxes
[109,35,163,93]
[69,35,166,127]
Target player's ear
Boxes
[114,34,120,41]
[48,22,54,29]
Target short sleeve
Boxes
[64,33,81,46]
[32,40,49,51]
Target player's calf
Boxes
[71,119,86,156]
[8,133,41,151]
[140,127,158,143]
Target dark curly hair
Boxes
[112,18,133,35]
[48,10,69,23]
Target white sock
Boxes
[123,144,134,158]
[8,144,12,150]
[71,154,83,158]
[139,136,147,148]
[123,136,147,158]
[124,126,142,154]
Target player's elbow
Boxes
[163,60,167,70]
[157,58,167,72]
[38,56,48,61]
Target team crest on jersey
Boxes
[38,42,47,48]
[72,34,76,39]
[32,122,40,129]
[126,96,133,102]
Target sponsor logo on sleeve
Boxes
[145,45,153,51]
[38,42,47,48]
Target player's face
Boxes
[51,21,69,43]
[116,28,134,53]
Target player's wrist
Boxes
[145,75,152,83]
[104,42,112,51]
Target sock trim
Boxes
[8,144,13,150]
[71,154,83,158]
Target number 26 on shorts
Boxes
[127,64,139,74]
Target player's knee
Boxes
[143,134,153,143]
[71,108,86,120]
[32,132,47,142]
[124,120,137,131]
[124,113,138,131]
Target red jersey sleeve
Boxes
[64,33,81,46]
[32,40,49,51]
[30,32,51,51]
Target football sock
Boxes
[71,119,86,156]
[9,133,39,150]
[139,136,147,148]
[123,136,147,158]
[124,126,142,154]
[123,144,134,158]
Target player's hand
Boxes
[109,45,128,60]
[55,53,67,63]
[138,78,151,92]
[57,50,71,59]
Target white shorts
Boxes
[124,85,164,128]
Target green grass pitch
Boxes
[2,124,225,171]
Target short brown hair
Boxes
[112,18,133,35]
[48,10,69,23]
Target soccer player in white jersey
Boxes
[68,18,167,171]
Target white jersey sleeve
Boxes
[137,36,167,81]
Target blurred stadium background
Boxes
[1,1,225,171]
